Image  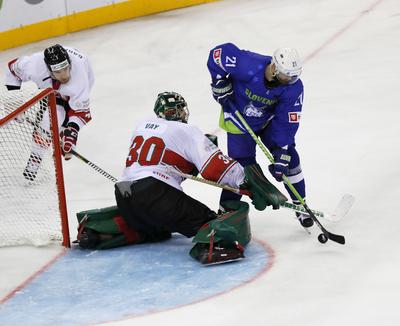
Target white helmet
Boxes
[272,47,303,84]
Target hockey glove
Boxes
[241,164,287,210]
[268,148,291,182]
[61,122,79,160]
[211,78,234,106]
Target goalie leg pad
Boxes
[190,200,250,264]
[75,206,147,250]
[193,200,251,246]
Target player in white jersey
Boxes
[4,44,94,181]
[110,91,287,263]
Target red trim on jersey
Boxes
[200,150,237,182]
[201,150,219,172]
[67,109,92,125]
[7,58,21,80]
[113,215,141,244]
[217,160,238,183]
[161,149,195,173]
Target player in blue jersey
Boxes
[207,43,313,228]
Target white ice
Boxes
[1,0,400,325]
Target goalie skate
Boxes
[198,243,245,266]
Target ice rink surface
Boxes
[1,0,400,325]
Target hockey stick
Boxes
[25,116,352,227]
[166,166,252,196]
[229,102,345,245]
[24,118,118,183]
[167,167,348,221]
[70,149,118,183]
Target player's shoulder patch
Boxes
[288,112,301,123]
[213,48,225,70]
[213,48,222,64]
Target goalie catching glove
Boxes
[241,163,288,210]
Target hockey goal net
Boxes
[0,87,70,247]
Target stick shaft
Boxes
[230,103,345,244]
[70,149,118,183]
[167,168,326,217]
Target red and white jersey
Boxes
[121,117,245,191]
[5,46,94,128]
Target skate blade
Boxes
[201,256,245,266]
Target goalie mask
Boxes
[154,92,189,123]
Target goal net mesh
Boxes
[0,87,69,247]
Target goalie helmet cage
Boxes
[0,87,70,247]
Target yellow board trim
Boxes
[0,0,217,50]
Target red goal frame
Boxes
[0,88,70,247]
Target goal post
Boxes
[0,87,70,247]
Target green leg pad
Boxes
[76,206,142,250]
[192,200,251,247]
[77,206,122,234]
[190,200,250,263]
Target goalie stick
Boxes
[24,115,354,230]
[229,102,346,245]
[166,167,354,222]
[70,149,118,183]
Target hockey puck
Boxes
[318,233,328,244]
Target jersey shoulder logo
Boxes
[213,48,221,63]
[288,112,301,123]
[213,48,224,70]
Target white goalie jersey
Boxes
[121,117,245,191]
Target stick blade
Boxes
[329,194,355,222]
[327,232,346,245]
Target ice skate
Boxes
[296,212,314,228]
[23,153,42,181]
